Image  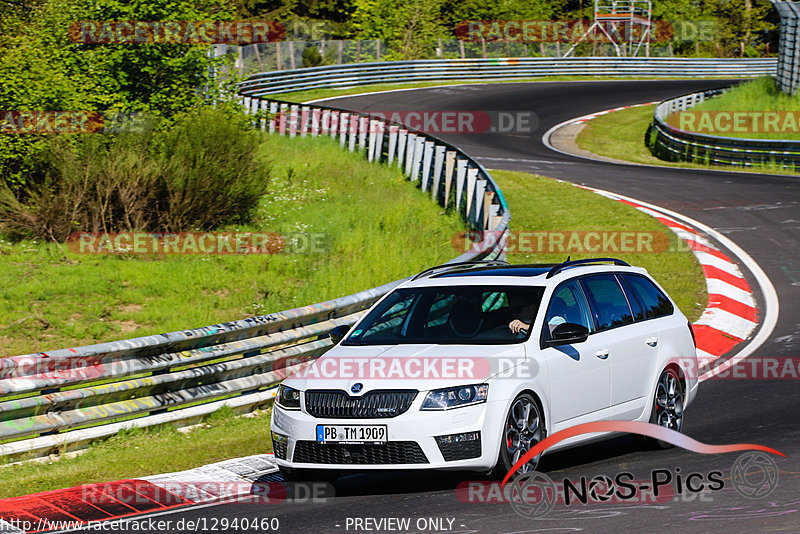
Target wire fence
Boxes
[216,39,702,77]
[775,1,800,94]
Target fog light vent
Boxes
[435,431,481,461]
[272,431,288,460]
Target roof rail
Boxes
[545,257,630,279]
[411,260,510,281]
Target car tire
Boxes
[490,393,546,479]
[279,466,338,484]
[644,366,685,450]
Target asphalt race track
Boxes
[58,81,800,533]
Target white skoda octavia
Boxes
[270,258,699,481]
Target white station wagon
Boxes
[271,258,699,481]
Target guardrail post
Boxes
[258,99,268,131]
[289,105,299,138]
[483,190,494,230]
[339,112,349,147]
[320,109,331,136]
[387,125,399,165]
[268,102,278,134]
[404,133,416,177]
[410,136,425,181]
[444,151,456,207]
[331,110,340,138]
[474,179,488,228]
[367,120,378,162]
[374,121,385,163]
[489,204,501,233]
[421,141,435,192]
[300,106,310,136]
[397,129,408,168]
[251,98,260,121]
[455,158,467,210]
[432,146,446,202]
[278,103,288,135]
[466,167,478,223]
[311,108,321,136]
[348,116,359,152]
[358,117,369,151]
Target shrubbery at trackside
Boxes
[0,107,269,241]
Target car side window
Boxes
[618,276,646,321]
[622,274,674,319]
[542,280,593,340]
[580,275,635,331]
[359,293,417,340]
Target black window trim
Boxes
[539,278,594,350]
[619,273,675,321]
[578,273,637,335]
[617,274,647,322]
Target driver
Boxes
[508,302,537,335]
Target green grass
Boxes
[491,170,706,322]
[276,76,738,104]
[667,77,800,140]
[0,406,273,499]
[0,133,466,356]
[575,104,800,176]
[0,168,706,498]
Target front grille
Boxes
[436,435,482,462]
[305,390,417,419]
[293,441,428,464]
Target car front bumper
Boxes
[270,399,508,471]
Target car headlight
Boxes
[420,384,489,410]
[276,384,301,410]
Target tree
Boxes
[0,0,235,188]
[351,0,445,59]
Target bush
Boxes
[155,108,269,231]
[0,108,269,241]
[302,46,324,67]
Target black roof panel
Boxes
[434,265,556,278]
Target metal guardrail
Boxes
[775,1,800,94]
[0,92,509,461]
[237,57,778,96]
[648,88,800,167]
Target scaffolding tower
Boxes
[564,0,652,57]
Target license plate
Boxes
[316,425,387,444]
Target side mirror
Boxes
[328,325,351,345]
[545,323,589,347]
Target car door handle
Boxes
[646,337,658,347]
[595,349,609,359]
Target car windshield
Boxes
[343,285,545,346]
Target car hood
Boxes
[283,343,527,393]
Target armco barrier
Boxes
[0,93,509,461]
[648,88,800,168]
[237,57,777,96]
